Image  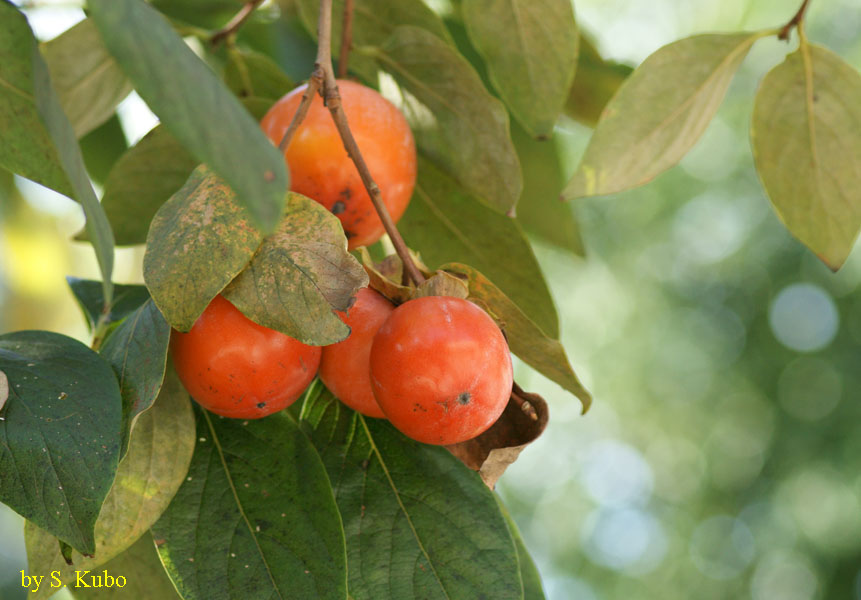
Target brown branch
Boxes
[314,0,425,285]
[778,0,812,41]
[278,69,323,153]
[337,0,355,78]
[211,0,264,46]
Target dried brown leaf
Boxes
[446,382,548,489]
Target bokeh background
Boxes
[2,1,861,599]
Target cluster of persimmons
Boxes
[170,81,513,446]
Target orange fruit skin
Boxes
[171,295,321,419]
[369,296,513,445]
[261,79,416,249]
[319,288,394,418]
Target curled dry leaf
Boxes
[413,271,469,299]
[446,382,548,489]
[358,248,432,305]
[359,248,414,304]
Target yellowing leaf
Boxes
[752,43,861,270]
[223,193,368,345]
[143,166,264,332]
[564,32,763,199]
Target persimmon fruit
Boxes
[319,287,394,418]
[261,79,416,249]
[369,296,513,445]
[170,295,320,419]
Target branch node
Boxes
[778,0,812,41]
[312,0,425,286]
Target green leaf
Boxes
[443,263,591,410]
[41,18,132,138]
[79,115,128,186]
[153,407,347,600]
[400,159,559,338]
[299,387,522,600]
[25,366,194,597]
[295,0,453,82]
[66,278,151,331]
[143,166,264,332]
[374,26,522,213]
[96,125,198,246]
[223,192,368,346]
[0,3,114,303]
[224,47,294,100]
[511,121,584,256]
[70,534,181,600]
[100,299,170,457]
[0,330,122,555]
[240,96,276,121]
[566,35,633,128]
[462,0,578,138]
[751,43,861,270]
[0,2,71,198]
[564,32,763,200]
[88,0,288,232]
[150,0,244,30]
[496,498,545,600]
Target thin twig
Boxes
[337,0,355,78]
[211,0,264,46]
[512,388,538,421]
[315,0,425,285]
[778,0,812,41]
[278,69,323,152]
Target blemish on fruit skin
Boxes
[256,402,266,409]
[331,201,346,214]
[457,392,471,405]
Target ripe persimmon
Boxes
[319,287,394,418]
[261,79,416,249]
[171,295,320,419]
[369,296,513,445]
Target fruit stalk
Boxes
[314,0,426,285]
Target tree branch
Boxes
[337,0,355,78]
[314,0,425,285]
[778,0,812,41]
[278,69,323,152]
[211,0,264,46]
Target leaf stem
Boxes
[337,0,355,78]
[778,0,812,41]
[313,0,425,285]
[90,310,111,352]
[211,0,264,46]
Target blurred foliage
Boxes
[2,1,861,599]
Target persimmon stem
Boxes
[778,0,812,41]
[314,0,425,285]
[337,0,355,78]
[278,69,323,152]
[211,0,264,46]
